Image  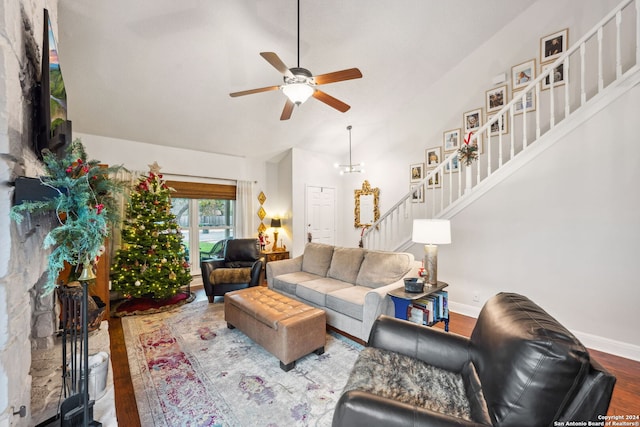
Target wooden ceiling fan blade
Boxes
[312,90,351,112]
[280,99,295,120]
[313,68,362,85]
[229,85,280,97]
[260,52,294,78]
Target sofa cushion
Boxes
[326,286,370,321]
[343,347,476,422]
[470,293,590,427]
[327,247,365,284]
[296,278,353,306]
[271,271,323,295]
[209,267,252,285]
[301,243,335,277]
[355,250,413,288]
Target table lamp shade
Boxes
[412,219,451,285]
[270,218,282,228]
[412,219,451,244]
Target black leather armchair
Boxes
[333,292,616,427]
[200,238,264,302]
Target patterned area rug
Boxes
[122,300,362,426]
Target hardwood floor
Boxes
[108,315,141,427]
[108,290,640,425]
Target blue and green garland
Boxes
[11,140,125,294]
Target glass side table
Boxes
[388,281,449,331]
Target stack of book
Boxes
[407,290,449,326]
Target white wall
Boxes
[77,132,261,182]
[435,82,640,359]
[290,147,345,256]
[264,151,293,251]
[316,0,625,261]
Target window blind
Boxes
[166,181,236,200]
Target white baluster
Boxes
[535,82,541,139]
[487,128,492,175]
[498,115,503,168]
[636,0,640,64]
[580,42,587,105]
[550,62,556,128]
[564,58,570,118]
[522,97,528,149]
[598,26,604,92]
[616,11,622,78]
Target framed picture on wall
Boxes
[411,184,424,203]
[425,146,442,169]
[487,113,509,136]
[541,63,565,90]
[463,108,482,134]
[540,28,568,64]
[443,128,461,153]
[427,171,441,189]
[444,155,460,173]
[410,163,424,182]
[486,85,508,112]
[514,90,536,114]
[511,59,536,91]
[463,109,484,155]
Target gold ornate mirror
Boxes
[354,180,380,228]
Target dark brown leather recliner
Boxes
[332,292,616,427]
[200,238,264,302]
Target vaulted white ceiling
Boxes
[58,0,532,161]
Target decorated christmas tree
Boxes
[111,163,191,299]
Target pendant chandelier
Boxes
[335,125,364,174]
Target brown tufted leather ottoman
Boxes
[224,287,326,371]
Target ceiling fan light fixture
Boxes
[282,83,314,105]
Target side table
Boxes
[260,250,290,282]
[388,281,449,331]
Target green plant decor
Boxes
[110,167,191,300]
[10,139,126,294]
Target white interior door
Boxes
[306,186,336,245]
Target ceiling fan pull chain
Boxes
[297,0,300,68]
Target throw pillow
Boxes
[327,247,365,284]
[301,243,335,277]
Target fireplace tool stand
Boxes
[58,265,102,427]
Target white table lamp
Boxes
[412,219,451,285]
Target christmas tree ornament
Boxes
[110,165,191,299]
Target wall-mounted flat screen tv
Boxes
[35,8,71,159]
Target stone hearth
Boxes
[30,321,117,426]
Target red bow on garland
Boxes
[458,131,479,166]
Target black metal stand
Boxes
[58,280,102,427]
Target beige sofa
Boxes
[266,242,419,342]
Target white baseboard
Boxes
[572,330,640,362]
[448,301,481,319]
[449,301,640,362]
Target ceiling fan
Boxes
[229,0,363,120]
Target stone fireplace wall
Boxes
[0,0,59,425]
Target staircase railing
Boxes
[363,0,639,251]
